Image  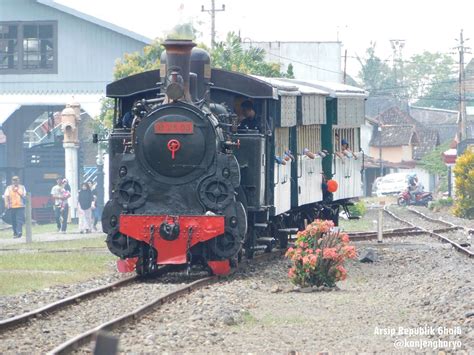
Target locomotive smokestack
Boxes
[162,39,196,102]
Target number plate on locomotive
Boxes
[154,121,194,134]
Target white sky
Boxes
[56,0,474,78]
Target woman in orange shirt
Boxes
[3,176,26,238]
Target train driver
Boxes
[238,100,261,131]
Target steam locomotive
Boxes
[101,39,366,275]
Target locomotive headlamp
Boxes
[222,168,230,179]
[119,166,128,177]
[110,215,118,228]
[166,71,185,101]
[166,82,185,101]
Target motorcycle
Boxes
[397,189,433,207]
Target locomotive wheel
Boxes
[115,176,148,210]
[209,228,242,260]
[106,229,140,259]
[199,178,234,210]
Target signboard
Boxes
[154,121,194,134]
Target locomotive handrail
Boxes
[274,163,281,186]
[297,155,303,179]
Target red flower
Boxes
[322,247,339,260]
[343,245,357,259]
[340,233,350,244]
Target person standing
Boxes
[51,178,70,233]
[3,176,26,238]
[78,183,93,233]
[89,181,100,232]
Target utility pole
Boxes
[201,0,225,49]
[455,29,470,141]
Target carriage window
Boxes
[0,21,57,74]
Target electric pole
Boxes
[455,29,470,141]
[201,0,225,50]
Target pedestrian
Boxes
[78,183,93,233]
[89,181,101,231]
[63,178,71,192]
[51,178,70,233]
[3,176,26,238]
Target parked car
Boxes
[375,173,410,197]
[371,177,383,196]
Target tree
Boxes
[356,42,396,96]
[211,32,289,77]
[357,44,458,109]
[113,39,163,80]
[453,148,474,219]
[405,52,457,109]
[419,142,450,192]
[286,63,294,78]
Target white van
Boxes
[375,173,410,197]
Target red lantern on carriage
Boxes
[327,179,338,193]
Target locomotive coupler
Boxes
[159,219,180,241]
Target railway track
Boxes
[0,251,282,354]
[348,206,473,258]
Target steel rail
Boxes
[348,229,426,241]
[386,207,473,258]
[428,231,474,258]
[0,275,137,331]
[406,208,473,258]
[48,276,217,355]
[48,250,283,354]
[0,264,172,331]
[406,207,453,228]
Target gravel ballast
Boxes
[0,275,202,354]
[91,235,472,353]
[1,205,472,353]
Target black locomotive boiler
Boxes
[101,39,366,275]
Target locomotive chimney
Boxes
[162,39,196,102]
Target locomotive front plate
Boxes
[154,121,194,134]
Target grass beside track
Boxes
[1,236,107,250]
[0,223,57,240]
[0,236,115,296]
[339,218,374,232]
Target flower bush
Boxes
[453,148,474,219]
[285,219,357,287]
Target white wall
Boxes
[1,0,147,94]
[242,41,342,83]
[360,122,373,154]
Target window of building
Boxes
[0,21,57,74]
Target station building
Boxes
[0,0,150,220]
